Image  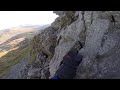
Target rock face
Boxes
[20,11,120,79]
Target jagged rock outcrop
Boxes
[19,26,59,79]
[20,11,120,79]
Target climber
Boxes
[51,41,83,79]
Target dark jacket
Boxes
[51,49,83,79]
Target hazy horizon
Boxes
[0,11,58,30]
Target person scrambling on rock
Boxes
[51,41,83,79]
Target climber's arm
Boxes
[51,75,60,79]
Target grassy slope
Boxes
[0,45,30,78]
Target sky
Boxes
[0,11,58,30]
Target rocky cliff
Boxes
[19,11,120,79]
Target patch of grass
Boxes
[30,52,37,63]
[0,47,19,58]
[7,46,29,65]
[0,45,29,78]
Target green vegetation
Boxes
[22,32,38,40]
[29,37,39,63]
[0,45,30,78]
[51,11,75,30]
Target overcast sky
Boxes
[0,11,58,30]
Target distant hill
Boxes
[0,24,50,45]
